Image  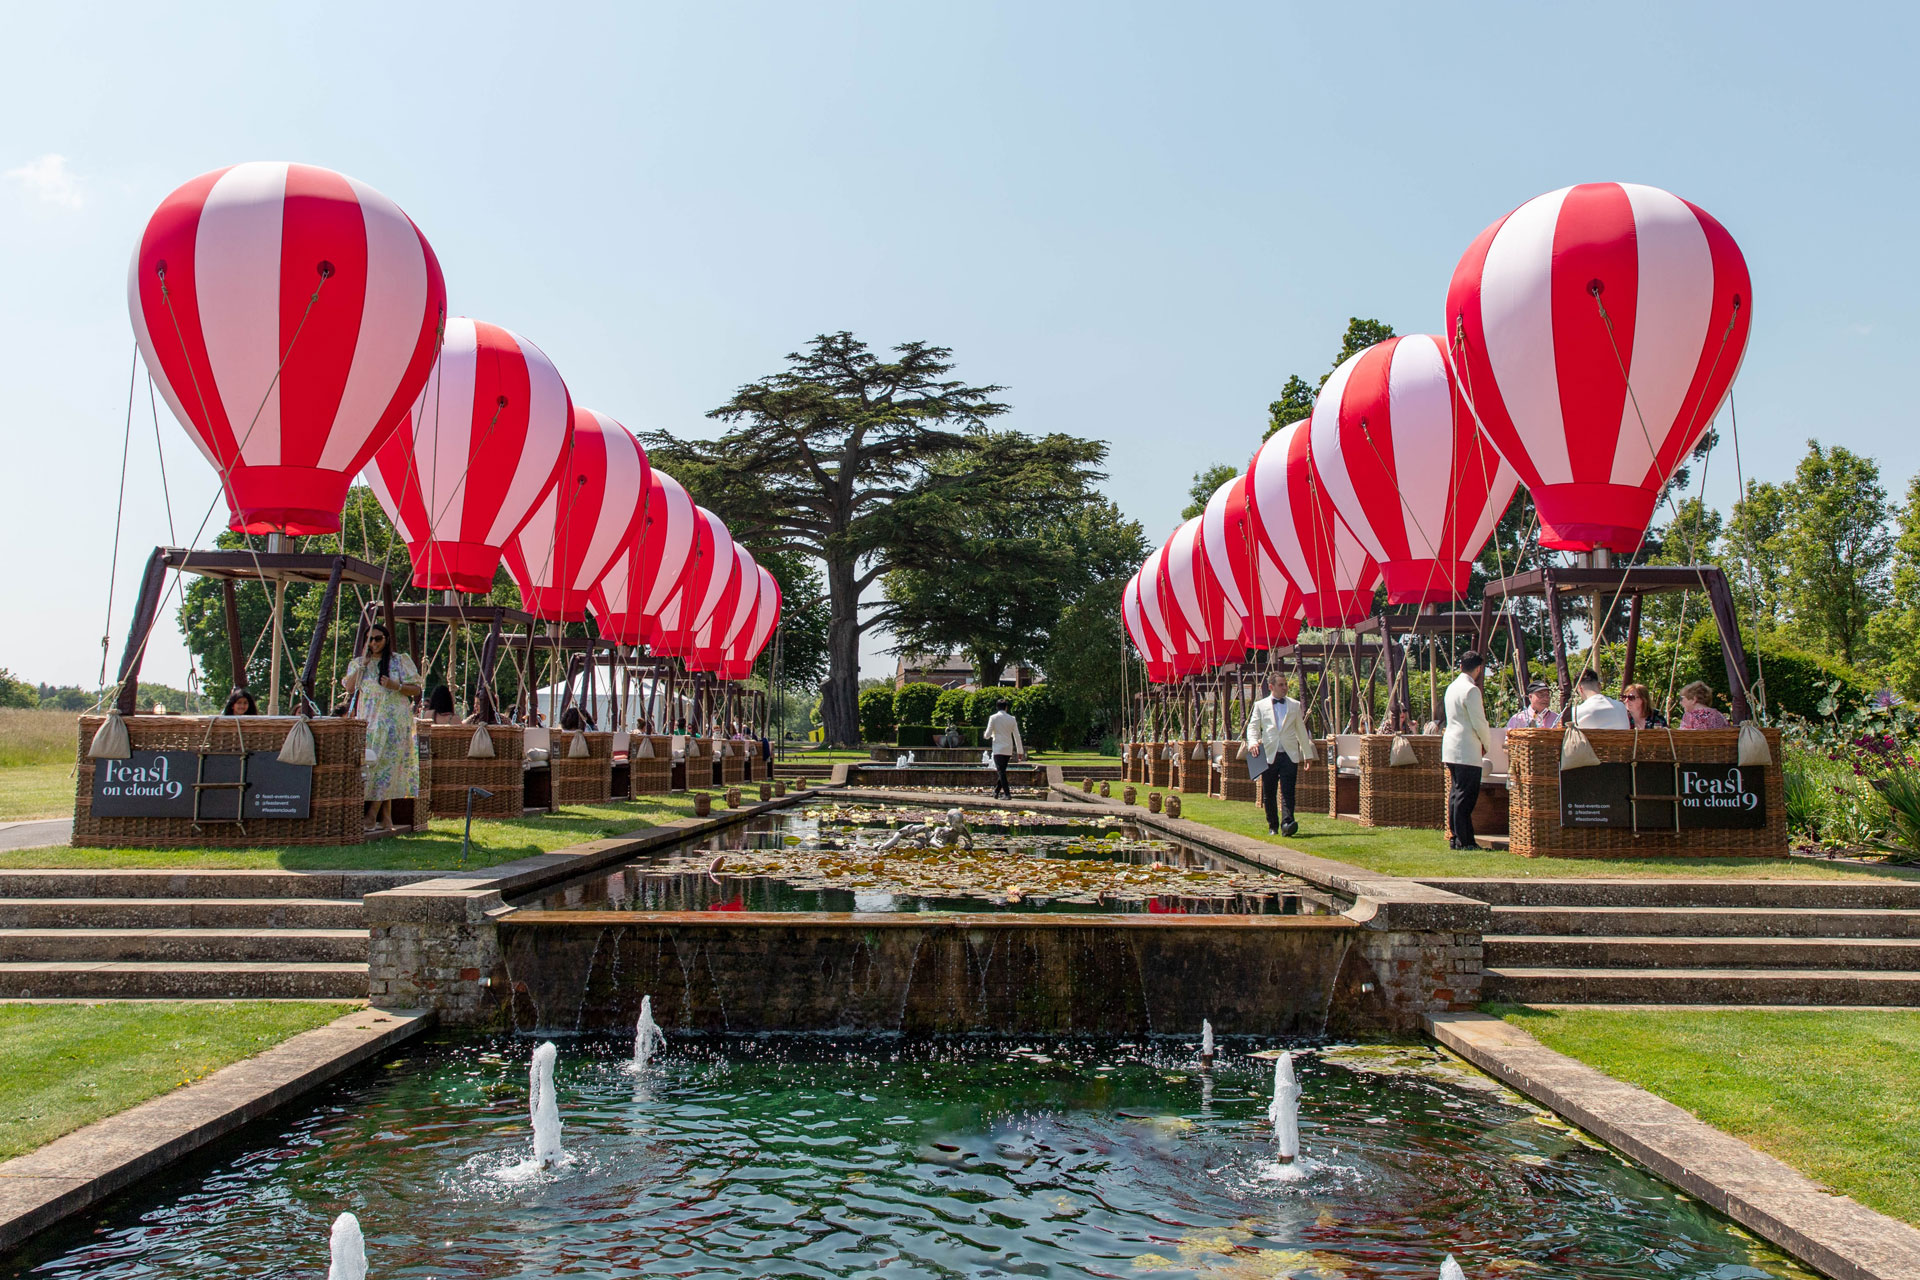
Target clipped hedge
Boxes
[933,687,971,727]
[857,687,896,743]
[893,682,942,728]
[1685,620,1873,722]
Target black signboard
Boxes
[1559,761,1764,830]
[92,750,312,821]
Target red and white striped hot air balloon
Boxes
[1136,547,1187,681]
[1123,570,1175,685]
[590,468,698,647]
[720,566,781,680]
[690,544,757,672]
[651,507,736,657]
[129,162,446,535]
[1309,336,1519,604]
[367,318,572,593]
[1247,422,1380,626]
[502,409,649,621]
[1199,471,1306,650]
[1446,182,1752,552]
[1151,538,1208,677]
[1165,517,1237,665]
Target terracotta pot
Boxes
[693,793,712,817]
[1099,781,1111,798]
[759,783,772,802]
[726,787,742,809]
[1123,786,1138,806]
[1165,795,1182,819]
[1081,778,1094,793]
[774,780,787,797]
[1148,792,1162,813]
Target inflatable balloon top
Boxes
[129,161,446,536]
[1446,182,1750,553]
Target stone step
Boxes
[0,928,368,964]
[0,961,369,1000]
[1484,966,1920,1006]
[0,898,364,930]
[1423,876,1920,910]
[0,869,428,900]
[1490,904,1920,938]
[1485,934,1920,971]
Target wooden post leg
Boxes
[1541,569,1574,712]
[477,616,501,724]
[1475,593,1494,655]
[299,557,344,713]
[1505,610,1532,701]
[1378,615,1402,729]
[1704,568,1755,723]
[1622,594,1643,692]
[381,579,398,637]
[221,578,245,697]
[112,549,170,716]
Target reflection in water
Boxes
[8,1038,1815,1280]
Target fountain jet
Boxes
[530,1041,563,1165]
[634,995,665,1070]
[1268,1051,1301,1161]
[1441,1257,1467,1280]
[1200,1019,1215,1067]
[327,1211,366,1280]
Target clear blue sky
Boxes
[4,2,1914,689]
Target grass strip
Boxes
[1491,1004,1920,1226]
[0,1000,356,1160]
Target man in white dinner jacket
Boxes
[1441,652,1496,850]
[982,698,1025,799]
[1244,669,1316,837]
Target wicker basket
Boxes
[73,715,367,848]
[719,748,746,785]
[425,724,524,819]
[1173,740,1206,793]
[1293,740,1329,815]
[1147,749,1172,789]
[629,737,672,795]
[391,729,434,832]
[552,731,614,805]
[1507,727,1787,858]
[1358,734,1447,829]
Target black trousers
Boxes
[1447,762,1483,848]
[993,753,1011,797]
[1259,754,1299,831]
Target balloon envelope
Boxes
[502,409,649,621]
[1446,182,1751,552]
[1247,422,1380,626]
[129,161,446,535]
[367,317,572,593]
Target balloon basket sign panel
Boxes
[1506,728,1785,859]
[73,716,368,848]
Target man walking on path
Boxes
[1244,670,1316,837]
[983,699,1024,799]
[1441,652,1496,850]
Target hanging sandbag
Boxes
[634,735,656,759]
[468,725,496,759]
[686,737,702,757]
[1388,734,1419,768]
[1737,721,1772,766]
[1190,742,1205,761]
[88,709,131,760]
[568,731,590,759]
[1560,725,1601,771]
[277,715,317,766]
[1161,743,1175,761]
[717,738,732,759]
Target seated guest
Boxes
[1677,681,1731,729]
[1568,670,1631,730]
[559,705,595,732]
[1622,683,1668,729]
[1507,681,1560,729]
[327,700,352,717]
[223,688,258,716]
[426,685,459,724]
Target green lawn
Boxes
[0,1001,356,1159]
[0,762,74,821]
[1167,793,1920,882]
[1492,1005,1920,1226]
[0,794,720,871]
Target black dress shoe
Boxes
[1268,824,1279,836]
[1282,820,1299,838]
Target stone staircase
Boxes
[1425,877,1920,1006]
[0,870,433,999]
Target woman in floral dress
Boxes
[342,623,421,834]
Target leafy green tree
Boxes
[1868,475,1920,701]
[0,670,38,708]
[1723,479,1791,636]
[1181,463,1241,520]
[644,333,1115,746]
[933,687,970,726]
[879,472,1138,689]
[1042,577,1139,748]
[1780,441,1891,665]
[745,544,829,692]
[1265,317,1397,438]
[1637,497,1725,643]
